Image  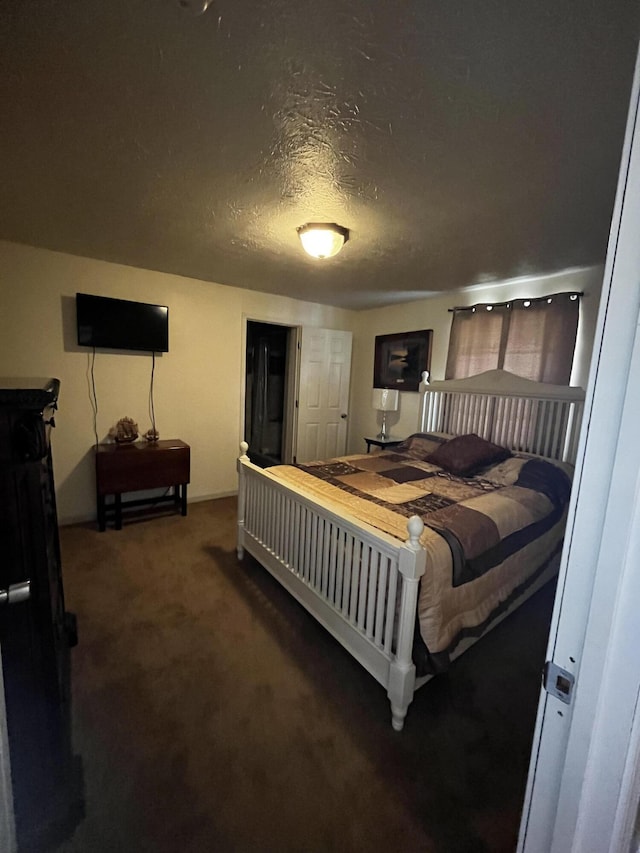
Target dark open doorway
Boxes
[245,321,294,468]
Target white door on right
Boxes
[295,327,352,464]
[518,46,640,853]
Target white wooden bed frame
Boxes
[236,369,585,731]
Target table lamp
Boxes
[372,388,399,440]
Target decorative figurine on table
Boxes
[109,417,139,443]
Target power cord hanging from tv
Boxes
[149,351,158,440]
[86,341,160,447]
[89,347,99,448]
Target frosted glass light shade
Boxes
[297,223,349,259]
[371,388,399,412]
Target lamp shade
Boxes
[371,388,399,412]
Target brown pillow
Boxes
[426,433,511,477]
[398,433,447,460]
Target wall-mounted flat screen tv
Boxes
[76,293,169,352]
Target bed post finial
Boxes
[237,442,250,559]
[421,370,430,386]
[406,515,424,550]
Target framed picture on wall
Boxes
[373,329,433,392]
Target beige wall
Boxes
[0,240,604,522]
[0,240,353,524]
[346,266,604,453]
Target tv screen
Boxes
[76,293,169,352]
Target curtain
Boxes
[446,292,579,384]
[445,305,509,379]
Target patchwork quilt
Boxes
[268,433,574,672]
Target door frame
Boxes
[519,43,640,852]
[284,326,301,464]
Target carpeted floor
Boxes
[50,497,555,853]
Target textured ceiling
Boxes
[0,1,638,309]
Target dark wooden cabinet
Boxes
[95,439,190,530]
[0,378,83,851]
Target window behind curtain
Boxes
[445,293,579,384]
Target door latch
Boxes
[0,580,31,607]
[543,660,575,705]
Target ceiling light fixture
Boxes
[297,223,349,259]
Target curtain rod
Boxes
[447,291,584,313]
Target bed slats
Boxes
[242,468,403,661]
[420,374,584,464]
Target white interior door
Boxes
[562,312,640,853]
[518,45,640,853]
[295,328,352,463]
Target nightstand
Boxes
[364,436,404,454]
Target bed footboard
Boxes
[237,443,427,731]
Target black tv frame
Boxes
[76,293,169,353]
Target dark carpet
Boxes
[51,497,555,853]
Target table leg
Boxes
[181,484,188,516]
[97,495,106,532]
[115,494,122,530]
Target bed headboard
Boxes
[418,369,585,464]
